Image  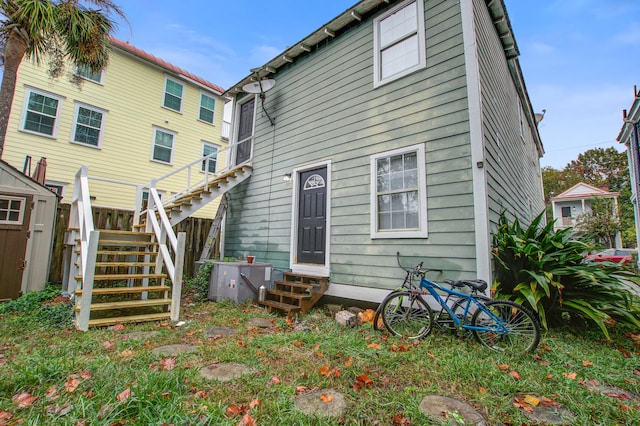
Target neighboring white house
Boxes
[550,182,622,247]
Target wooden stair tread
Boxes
[75,285,170,296]
[94,262,156,267]
[268,289,311,299]
[75,299,171,311]
[275,281,313,291]
[97,230,154,237]
[87,312,171,327]
[257,300,301,312]
[75,273,166,281]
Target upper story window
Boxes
[373,0,426,88]
[201,142,218,173]
[234,96,256,165]
[72,103,106,148]
[21,88,63,138]
[151,127,175,165]
[370,143,427,238]
[163,77,184,112]
[0,196,25,225]
[75,64,104,84]
[199,93,216,124]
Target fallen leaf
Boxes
[510,370,521,380]
[367,343,381,349]
[391,344,411,352]
[120,350,134,357]
[225,403,247,417]
[249,399,260,409]
[102,341,116,349]
[320,393,334,403]
[116,388,131,402]
[112,324,125,331]
[478,387,488,394]
[320,365,332,377]
[79,370,92,379]
[193,390,207,399]
[292,340,305,347]
[238,413,256,426]
[546,374,553,379]
[358,309,376,324]
[562,372,577,380]
[344,356,353,367]
[392,413,411,425]
[65,378,81,393]
[539,361,551,366]
[285,317,294,328]
[46,386,59,400]
[582,360,593,367]
[295,386,308,394]
[271,376,280,385]
[160,357,177,371]
[618,346,631,358]
[357,373,373,386]
[523,395,540,407]
[0,409,13,421]
[12,392,38,408]
[427,352,435,359]
[497,364,510,371]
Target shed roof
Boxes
[551,182,619,202]
[0,159,58,198]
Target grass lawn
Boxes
[0,288,638,425]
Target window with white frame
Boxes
[151,127,175,164]
[21,89,63,137]
[72,103,106,147]
[201,142,218,173]
[75,64,104,83]
[370,143,427,238]
[45,181,66,198]
[199,93,216,124]
[0,196,26,224]
[373,0,426,87]
[163,77,184,112]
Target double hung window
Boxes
[72,103,106,147]
[151,128,175,164]
[199,93,216,124]
[22,89,63,137]
[163,77,184,112]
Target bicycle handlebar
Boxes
[396,252,443,275]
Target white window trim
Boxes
[162,75,184,113]
[20,87,65,139]
[70,102,107,149]
[231,95,257,165]
[201,141,219,173]
[370,143,428,239]
[373,0,427,88]
[198,91,217,125]
[150,126,176,165]
[45,180,67,199]
[74,65,105,84]
[0,195,26,225]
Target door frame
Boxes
[289,160,331,277]
[230,94,257,166]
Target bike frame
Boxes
[414,275,508,333]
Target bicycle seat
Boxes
[447,279,488,292]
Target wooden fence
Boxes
[48,204,215,283]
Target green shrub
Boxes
[0,284,73,328]
[492,212,640,338]
[184,261,213,302]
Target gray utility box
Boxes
[208,261,272,303]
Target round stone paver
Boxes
[419,395,487,425]
[205,326,238,338]
[120,331,160,340]
[522,404,576,425]
[151,344,198,356]
[295,389,347,418]
[199,362,254,382]
[248,318,275,328]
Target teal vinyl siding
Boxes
[473,0,545,229]
[225,0,479,289]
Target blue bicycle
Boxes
[378,259,541,353]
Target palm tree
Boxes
[0,0,126,159]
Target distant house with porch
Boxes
[221,0,545,305]
[550,182,621,247]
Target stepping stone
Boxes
[120,331,160,340]
[151,344,198,356]
[199,362,254,382]
[295,389,347,418]
[205,326,237,337]
[248,318,275,328]
[522,404,576,425]
[419,395,487,425]
[586,382,637,401]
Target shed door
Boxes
[297,168,327,264]
[0,194,32,300]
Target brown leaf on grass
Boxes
[512,397,534,413]
[271,376,280,385]
[523,395,540,407]
[295,386,308,394]
[618,346,631,358]
[562,372,577,380]
[102,341,116,350]
[193,390,207,399]
[225,403,248,417]
[496,364,510,371]
[120,350,134,357]
[0,409,13,421]
[427,352,435,358]
[249,399,260,409]
[478,387,488,394]
[320,393,334,403]
[112,324,125,331]
[12,392,38,408]
[392,413,411,425]
[509,370,521,380]
[546,374,553,380]
[625,332,640,342]
[582,360,593,367]
[285,317,294,328]
[46,385,60,400]
[65,378,81,393]
[292,340,305,347]
[237,341,247,348]
[237,413,256,426]
[539,361,551,366]
[116,388,131,402]
[320,365,332,377]
[367,343,381,349]
[79,370,92,379]
[390,344,411,352]
[358,309,376,324]
[160,357,177,371]
[344,356,353,367]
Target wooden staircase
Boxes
[257,272,329,316]
[72,230,172,328]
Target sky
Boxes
[110,0,640,170]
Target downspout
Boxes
[460,0,491,284]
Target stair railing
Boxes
[145,182,186,321]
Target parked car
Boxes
[585,248,637,264]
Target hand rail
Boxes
[72,166,96,278]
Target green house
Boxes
[221,0,545,304]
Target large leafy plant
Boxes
[492,212,640,338]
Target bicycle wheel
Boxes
[381,292,433,339]
[471,300,540,353]
[449,294,490,336]
[373,291,403,331]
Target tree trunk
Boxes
[0,30,29,160]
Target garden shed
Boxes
[0,159,57,301]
